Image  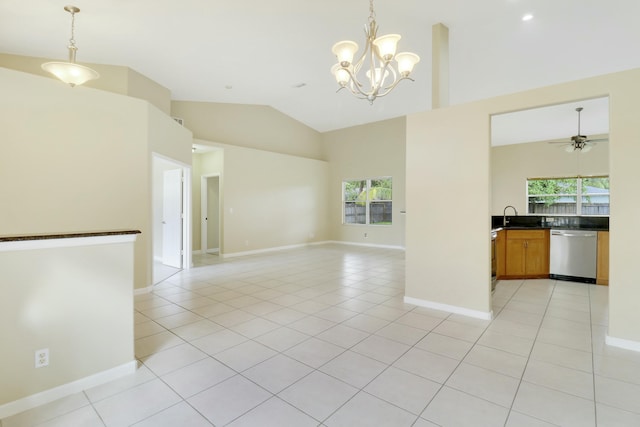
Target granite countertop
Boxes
[0,230,141,242]
[492,215,609,233]
[492,225,609,233]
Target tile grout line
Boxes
[501,278,552,427]
[137,258,414,426]
[589,283,598,425]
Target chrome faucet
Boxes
[503,205,518,226]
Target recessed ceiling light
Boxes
[522,13,534,22]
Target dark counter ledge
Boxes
[491,215,608,231]
[0,230,141,243]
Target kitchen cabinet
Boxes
[597,231,609,285]
[502,229,549,279]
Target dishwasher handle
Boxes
[551,230,597,238]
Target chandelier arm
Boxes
[374,76,414,98]
[340,66,376,99]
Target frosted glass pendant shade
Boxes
[373,34,400,60]
[41,61,100,87]
[332,41,359,66]
[395,52,420,76]
[331,64,350,86]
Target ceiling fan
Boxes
[549,107,608,152]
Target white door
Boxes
[162,169,182,268]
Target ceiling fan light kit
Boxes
[41,5,100,87]
[551,107,608,153]
[330,0,420,104]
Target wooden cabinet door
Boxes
[504,229,549,278]
[525,238,547,275]
[505,238,526,276]
[597,231,609,285]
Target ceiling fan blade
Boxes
[548,140,570,144]
[586,137,608,143]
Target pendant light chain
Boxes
[69,10,77,48]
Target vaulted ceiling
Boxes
[1,0,639,134]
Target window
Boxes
[343,177,392,225]
[527,176,609,215]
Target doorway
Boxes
[152,154,192,284]
[201,174,221,255]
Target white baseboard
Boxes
[219,240,404,259]
[328,240,405,251]
[221,241,331,259]
[0,360,137,419]
[133,285,153,295]
[404,296,493,320]
[606,335,640,353]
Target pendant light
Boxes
[41,5,100,87]
[331,0,420,104]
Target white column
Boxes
[432,23,449,109]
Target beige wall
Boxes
[406,69,640,344]
[0,66,191,289]
[127,68,171,115]
[0,53,172,115]
[491,139,609,214]
[192,148,224,252]
[322,117,407,247]
[194,142,330,256]
[0,237,135,409]
[406,103,492,316]
[171,101,324,160]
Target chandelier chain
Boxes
[368,0,376,23]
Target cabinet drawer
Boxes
[506,229,546,239]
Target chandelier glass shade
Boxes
[41,6,99,87]
[331,0,420,103]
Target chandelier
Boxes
[331,0,420,104]
[41,6,100,87]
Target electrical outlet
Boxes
[35,348,49,368]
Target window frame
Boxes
[342,177,393,226]
[526,175,609,216]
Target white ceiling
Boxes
[491,96,609,146]
[1,0,638,134]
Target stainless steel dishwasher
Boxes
[549,229,597,283]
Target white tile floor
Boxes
[4,244,640,426]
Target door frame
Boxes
[152,152,192,270]
[201,173,221,254]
